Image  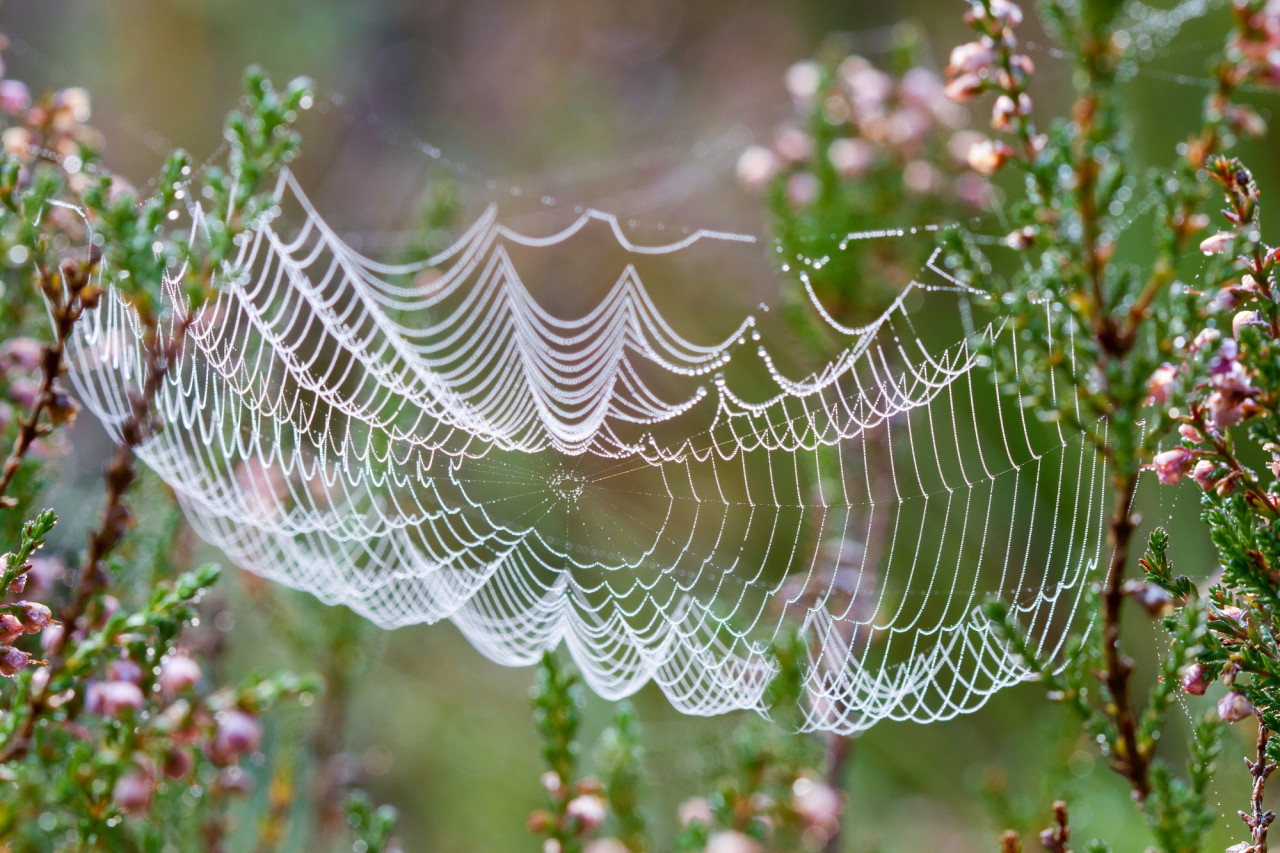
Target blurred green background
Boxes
[5,0,1279,850]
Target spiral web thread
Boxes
[67,168,1108,734]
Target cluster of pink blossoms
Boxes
[674,773,842,853]
[942,0,1041,177]
[736,51,993,210]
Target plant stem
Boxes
[1101,471,1148,800]
[1243,711,1276,852]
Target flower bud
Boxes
[161,746,194,780]
[1199,231,1233,255]
[1187,459,1215,491]
[1146,363,1177,406]
[0,80,31,116]
[1218,689,1253,722]
[565,794,607,831]
[967,139,1013,176]
[1152,447,1193,485]
[0,646,31,676]
[108,657,143,685]
[1129,583,1174,617]
[678,796,714,827]
[13,601,51,633]
[113,770,153,816]
[584,840,630,853]
[86,680,145,717]
[1180,663,1210,696]
[540,770,564,796]
[211,709,263,762]
[785,172,820,209]
[160,653,203,695]
[526,810,555,833]
[0,613,23,645]
[1233,310,1265,339]
[735,146,778,193]
[792,776,841,832]
[706,830,762,853]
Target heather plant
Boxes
[0,40,399,850]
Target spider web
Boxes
[67,168,1108,733]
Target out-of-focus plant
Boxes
[0,33,399,850]
[736,30,992,337]
[529,636,845,853]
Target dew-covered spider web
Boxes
[66,163,1110,734]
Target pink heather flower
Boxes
[583,840,630,853]
[0,80,30,116]
[988,0,1025,26]
[113,769,154,816]
[1192,328,1221,350]
[735,146,778,193]
[944,72,984,103]
[1199,231,1234,255]
[840,63,893,108]
[967,139,1012,176]
[898,68,948,115]
[903,161,943,195]
[678,796,714,827]
[160,654,203,694]
[785,172,821,209]
[1180,663,1210,696]
[565,794,607,831]
[8,378,38,409]
[1145,363,1177,405]
[1220,605,1246,623]
[886,108,932,149]
[1191,459,1217,491]
[86,680,145,717]
[212,709,263,761]
[0,646,32,677]
[0,338,42,373]
[1218,690,1254,722]
[1233,309,1265,338]
[161,746,194,779]
[13,601,52,633]
[827,138,873,178]
[948,40,996,76]
[773,126,815,163]
[792,777,841,831]
[107,658,143,685]
[52,87,91,127]
[947,130,986,165]
[992,95,1018,132]
[0,614,22,645]
[1178,423,1202,443]
[955,173,994,209]
[1,126,36,158]
[785,61,823,107]
[1131,583,1174,617]
[706,831,762,853]
[1225,103,1267,138]
[1003,226,1036,250]
[540,770,563,796]
[1152,447,1193,485]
